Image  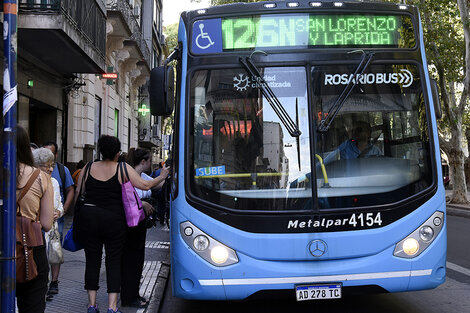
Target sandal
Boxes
[121,298,148,308]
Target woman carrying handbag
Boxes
[120,148,163,308]
[74,135,169,313]
[32,148,65,301]
[16,126,54,313]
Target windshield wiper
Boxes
[295,97,301,171]
[239,52,302,137]
[317,50,375,133]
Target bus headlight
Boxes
[180,221,239,267]
[211,246,229,264]
[193,235,209,251]
[402,238,419,256]
[419,225,434,242]
[394,211,444,259]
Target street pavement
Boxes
[445,190,470,218]
[44,216,170,313]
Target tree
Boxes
[162,23,179,139]
[163,23,179,56]
[414,0,470,204]
[375,0,470,203]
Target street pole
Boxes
[1,1,18,312]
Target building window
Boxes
[115,77,120,95]
[134,3,141,26]
[114,109,119,138]
[128,118,131,149]
[153,0,157,25]
[153,0,160,30]
[152,48,157,68]
[94,96,102,145]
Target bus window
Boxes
[311,64,432,209]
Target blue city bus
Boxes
[149,0,446,301]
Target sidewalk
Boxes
[445,190,470,219]
[44,216,170,313]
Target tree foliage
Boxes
[414,0,469,203]
[382,1,470,203]
[163,23,179,56]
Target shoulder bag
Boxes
[47,222,64,264]
[16,168,43,283]
[62,224,82,252]
[63,162,91,251]
[119,162,145,227]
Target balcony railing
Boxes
[19,0,106,59]
[18,0,60,11]
[106,0,151,67]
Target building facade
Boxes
[16,0,106,163]
[11,0,164,169]
[67,0,165,167]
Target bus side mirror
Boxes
[430,79,442,119]
[149,66,175,116]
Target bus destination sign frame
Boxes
[191,13,415,54]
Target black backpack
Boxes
[57,162,66,197]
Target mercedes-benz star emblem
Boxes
[308,240,327,257]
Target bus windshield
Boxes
[190,67,312,211]
[189,64,433,212]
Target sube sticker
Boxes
[195,166,226,177]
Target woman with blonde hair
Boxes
[32,147,65,301]
[16,126,54,313]
[32,148,64,222]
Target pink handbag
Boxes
[119,162,145,227]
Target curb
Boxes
[145,260,170,313]
[447,205,470,219]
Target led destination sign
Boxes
[191,14,414,54]
[223,14,412,49]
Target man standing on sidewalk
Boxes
[43,141,75,297]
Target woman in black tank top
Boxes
[85,164,124,217]
[74,135,170,313]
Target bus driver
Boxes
[324,121,381,164]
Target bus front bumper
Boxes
[171,227,446,300]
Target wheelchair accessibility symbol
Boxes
[196,23,214,50]
[192,19,222,54]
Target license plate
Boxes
[295,283,342,301]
